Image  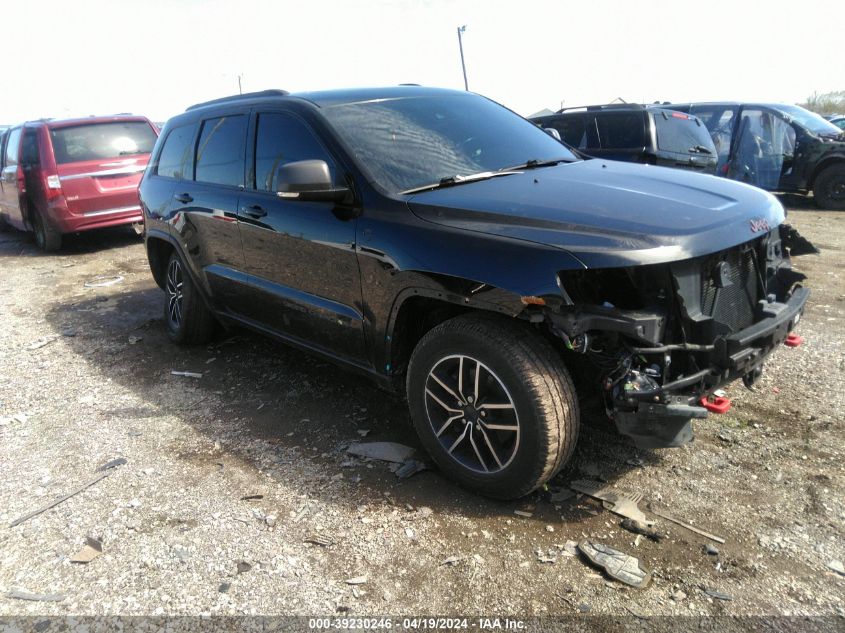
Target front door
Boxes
[0,127,25,230]
[728,108,795,190]
[235,110,366,365]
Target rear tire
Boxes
[164,252,215,345]
[406,313,579,500]
[32,209,61,251]
[813,164,845,210]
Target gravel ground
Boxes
[0,198,843,619]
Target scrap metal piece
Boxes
[95,457,128,472]
[70,537,103,564]
[570,480,653,526]
[577,540,651,589]
[9,460,125,528]
[649,505,725,544]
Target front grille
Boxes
[700,246,758,332]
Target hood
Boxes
[407,159,785,268]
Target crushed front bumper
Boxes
[613,286,809,448]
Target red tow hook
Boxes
[784,333,803,348]
[699,395,732,414]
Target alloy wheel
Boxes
[423,354,520,474]
[166,258,184,328]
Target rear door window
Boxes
[595,112,645,149]
[195,115,247,187]
[21,129,40,166]
[690,106,737,170]
[253,112,336,191]
[49,122,157,164]
[156,124,196,180]
[652,111,715,155]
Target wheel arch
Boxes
[809,154,845,188]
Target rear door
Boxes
[591,111,648,163]
[688,105,738,175]
[51,120,157,218]
[167,111,248,311]
[0,126,25,229]
[235,109,366,364]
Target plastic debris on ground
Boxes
[70,537,103,564]
[577,540,651,589]
[621,518,665,542]
[570,480,653,525]
[84,275,124,288]
[346,441,416,464]
[6,590,66,602]
[395,459,427,479]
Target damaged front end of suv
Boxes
[541,222,815,448]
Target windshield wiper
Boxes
[500,157,573,171]
[689,145,713,155]
[400,170,518,195]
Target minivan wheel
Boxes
[813,164,845,210]
[164,252,215,344]
[32,209,61,251]
[406,313,579,500]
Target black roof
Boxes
[185,85,470,113]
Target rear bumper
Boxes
[613,287,809,448]
[47,200,143,233]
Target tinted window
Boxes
[321,94,576,193]
[547,114,588,148]
[50,122,157,164]
[195,115,247,187]
[21,129,40,165]
[595,112,645,149]
[156,124,196,180]
[254,112,336,191]
[4,128,22,167]
[653,111,716,155]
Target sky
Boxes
[2,0,842,124]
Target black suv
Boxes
[140,87,812,499]
[670,102,845,209]
[531,104,717,174]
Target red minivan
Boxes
[0,116,159,250]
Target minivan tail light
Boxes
[45,174,62,200]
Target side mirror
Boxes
[544,127,562,141]
[275,159,351,203]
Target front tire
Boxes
[406,313,579,499]
[813,164,845,210]
[164,252,215,345]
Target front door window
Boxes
[729,109,795,189]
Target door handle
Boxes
[175,193,193,204]
[242,204,267,219]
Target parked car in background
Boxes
[530,104,717,174]
[0,115,159,250]
[670,103,845,209]
[827,115,845,131]
[141,86,812,499]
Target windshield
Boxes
[50,121,157,164]
[320,94,577,194]
[774,105,842,136]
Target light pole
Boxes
[456,25,468,91]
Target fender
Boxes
[809,153,845,187]
[144,228,215,312]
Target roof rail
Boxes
[186,89,290,112]
[556,103,647,114]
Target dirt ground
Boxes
[0,197,843,621]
